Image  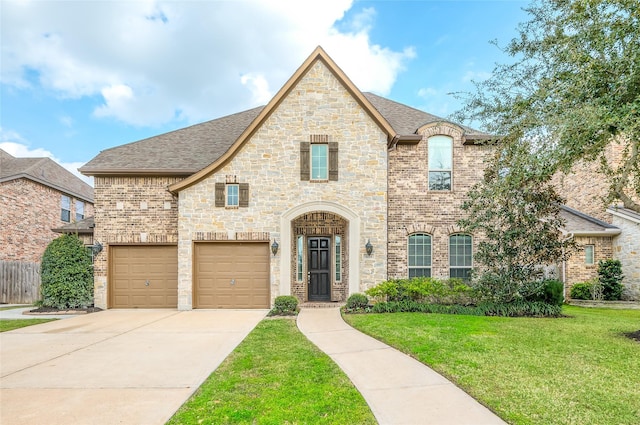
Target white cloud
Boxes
[0,132,94,187]
[1,0,415,127]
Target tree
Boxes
[41,234,93,309]
[459,142,575,303]
[455,0,640,212]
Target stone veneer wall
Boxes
[387,123,494,279]
[92,176,181,308]
[611,215,640,300]
[0,178,94,262]
[178,60,388,309]
[562,235,613,298]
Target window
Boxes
[61,195,71,222]
[226,184,239,207]
[450,234,473,281]
[75,200,85,221]
[297,235,304,281]
[428,135,453,190]
[335,235,342,281]
[300,136,338,181]
[585,245,595,265]
[408,234,431,277]
[311,144,328,180]
[215,182,249,207]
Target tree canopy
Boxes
[456,0,640,212]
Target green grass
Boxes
[168,318,376,425]
[0,319,57,332]
[344,306,640,425]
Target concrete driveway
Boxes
[0,309,267,425]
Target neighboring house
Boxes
[554,142,640,300]
[81,47,495,310]
[0,148,94,303]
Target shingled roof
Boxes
[560,205,620,235]
[80,93,488,177]
[0,149,94,202]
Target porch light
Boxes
[271,240,279,256]
[91,242,103,256]
[365,239,373,256]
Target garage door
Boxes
[110,245,178,308]
[194,242,269,308]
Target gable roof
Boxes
[560,205,620,236]
[0,149,94,203]
[52,216,95,234]
[80,46,491,191]
[607,205,640,224]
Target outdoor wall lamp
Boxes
[271,239,279,256]
[365,239,373,256]
[91,242,103,256]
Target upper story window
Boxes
[428,135,453,191]
[300,135,338,181]
[449,234,473,281]
[585,245,595,265]
[215,182,249,208]
[61,195,71,222]
[408,233,432,278]
[75,200,85,221]
[226,184,239,207]
[311,144,328,180]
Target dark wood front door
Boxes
[308,237,331,301]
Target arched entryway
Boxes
[279,202,360,302]
[292,212,348,302]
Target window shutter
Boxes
[300,142,310,181]
[214,183,225,207]
[329,142,339,181]
[239,183,249,207]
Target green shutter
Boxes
[239,183,249,207]
[214,183,225,207]
[300,142,310,181]
[329,142,338,181]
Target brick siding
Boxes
[0,178,94,262]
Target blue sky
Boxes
[1,0,529,185]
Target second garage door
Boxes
[110,245,178,308]
[194,242,270,308]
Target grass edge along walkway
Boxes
[167,318,376,425]
[0,319,57,332]
[343,305,640,425]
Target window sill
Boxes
[225,206,239,210]
[309,179,329,183]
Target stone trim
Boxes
[405,224,435,236]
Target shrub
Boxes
[345,293,370,311]
[368,300,561,317]
[366,277,475,304]
[570,282,592,300]
[268,295,299,316]
[527,279,564,306]
[40,234,93,309]
[598,259,624,300]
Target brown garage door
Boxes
[110,245,178,308]
[194,242,269,308]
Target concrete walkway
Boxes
[297,307,506,425]
[0,305,78,320]
[1,309,267,425]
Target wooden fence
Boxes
[0,261,41,304]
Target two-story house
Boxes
[80,47,496,310]
[0,148,94,303]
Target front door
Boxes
[308,237,331,301]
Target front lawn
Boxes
[0,319,57,332]
[168,318,376,425]
[344,305,640,425]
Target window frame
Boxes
[310,143,329,181]
[335,235,342,282]
[585,245,595,265]
[61,195,71,222]
[408,233,432,278]
[226,184,239,207]
[297,235,304,282]
[428,135,453,191]
[75,200,85,221]
[449,234,473,281]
